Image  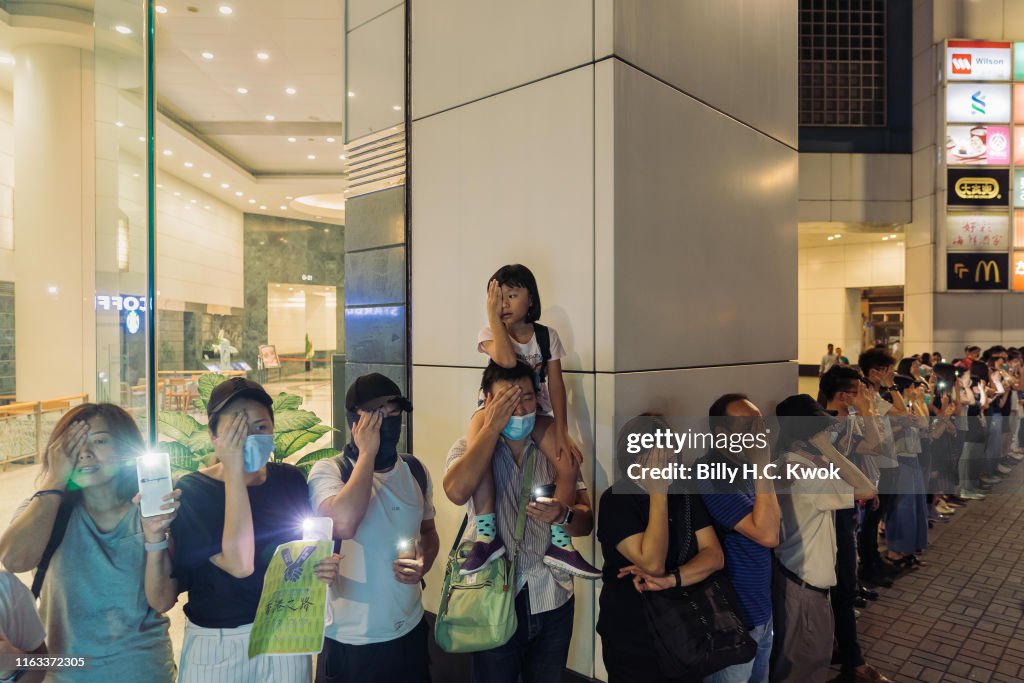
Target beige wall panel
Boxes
[613,61,797,370]
[411,67,595,371]
[614,0,798,148]
[411,0,593,119]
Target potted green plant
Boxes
[157,373,339,475]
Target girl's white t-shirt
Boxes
[477,324,566,415]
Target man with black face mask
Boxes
[307,373,439,683]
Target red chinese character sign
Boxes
[946,214,1010,251]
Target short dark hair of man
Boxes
[858,347,896,375]
[708,393,750,432]
[480,360,539,395]
[489,264,542,323]
[820,365,863,403]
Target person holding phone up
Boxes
[307,373,438,683]
[154,378,341,682]
[0,404,176,682]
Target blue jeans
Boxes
[704,618,773,683]
[470,586,574,683]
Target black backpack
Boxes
[534,322,552,383]
[331,452,428,554]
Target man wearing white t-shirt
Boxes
[0,571,47,683]
[308,374,439,683]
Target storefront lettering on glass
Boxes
[946,214,1009,251]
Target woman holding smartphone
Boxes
[148,378,341,682]
[0,404,177,682]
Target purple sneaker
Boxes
[459,538,506,576]
[543,545,601,580]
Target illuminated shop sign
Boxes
[1014,169,1024,207]
[946,83,1011,123]
[1014,251,1024,291]
[946,214,1010,251]
[95,295,149,311]
[947,41,1012,81]
[947,252,1009,290]
[947,168,1009,207]
[946,124,1010,165]
[1016,43,1024,81]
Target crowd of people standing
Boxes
[0,262,1019,683]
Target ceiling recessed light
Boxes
[156,183,163,188]
[259,205,266,210]
[279,205,287,210]
[326,137,335,143]
[347,91,354,97]
[204,205,210,210]
[202,172,212,178]
[248,199,256,204]
[265,114,275,121]
[235,191,244,197]
[339,154,345,160]
[137,136,145,142]
[173,191,181,197]
[190,199,197,204]
[285,87,296,95]
[221,183,230,189]
[392,105,401,111]
[307,154,316,160]
[184,162,193,168]
[882,236,889,241]
[236,87,248,94]
[256,51,269,61]
[155,5,167,13]
[132,173,139,178]
[115,25,132,34]
[201,51,214,60]
[890,234,897,238]
[287,137,296,143]
[827,236,834,241]
[218,5,233,15]
[162,149,173,156]
[115,121,124,127]
[285,195,293,199]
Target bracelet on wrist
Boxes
[144,536,169,552]
[31,489,64,501]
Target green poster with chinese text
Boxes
[248,540,332,658]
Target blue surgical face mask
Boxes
[502,412,536,441]
[244,434,275,472]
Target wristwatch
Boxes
[671,567,681,587]
[145,536,169,552]
[559,506,574,526]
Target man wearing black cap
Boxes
[169,376,341,682]
[770,395,877,683]
[308,372,438,683]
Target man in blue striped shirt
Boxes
[697,394,779,683]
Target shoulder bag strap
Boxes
[447,514,470,562]
[510,443,537,563]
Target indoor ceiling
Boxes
[153,0,347,221]
[798,221,906,248]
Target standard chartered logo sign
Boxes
[972,91,986,115]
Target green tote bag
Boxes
[434,447,535,653]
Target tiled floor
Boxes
[855,463,1024,683]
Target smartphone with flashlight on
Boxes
[530,483,556,502]
[136,452,173,518]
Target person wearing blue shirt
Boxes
[696,394,779,683]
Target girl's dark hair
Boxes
[39,403,143,504]
[970,361,991,382]
[920,353,932,366]
[896,357,919,377]
[490,264,541,323]
[615,412,670,479]
[931,362,958,388]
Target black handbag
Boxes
[640,496,756,679]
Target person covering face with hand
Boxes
[166,378,340,683]
[307,373,438,683]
